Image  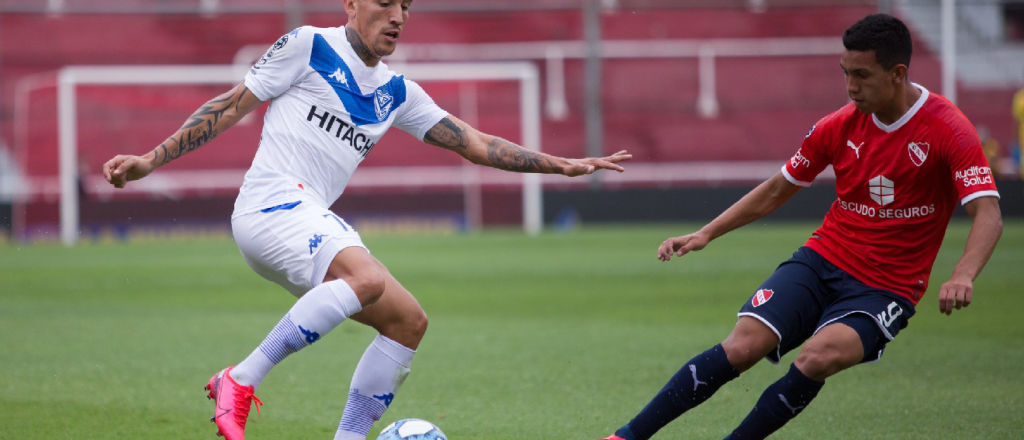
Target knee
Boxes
[722,319,779,373]
[346,271,387,307]
[382,308,428,348]
[407,309,428,340]
[794,346,847,381]
[722,338,767,373]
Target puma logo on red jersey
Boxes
[846,140,864,159]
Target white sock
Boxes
[334,335,416,440]
[230,279,363,389]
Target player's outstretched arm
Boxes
[938,196,1002,315]
[103,82,264,188]
[422,115,631,176]
[658,172,802,261]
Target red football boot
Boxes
[205,367,263,439]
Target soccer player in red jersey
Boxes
[598,14,1002,440]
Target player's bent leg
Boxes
[721,316,781,373]
[211,273,365,440]
[611,317,777,440]
[216,211,371,439]
[723,323,861,440]
[214,248,377,439]
[335,258,427,440]
[723,363,825,440]
[229,250,369,390]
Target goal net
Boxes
[35,62,541,246]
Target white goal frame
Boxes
[56,62,542,246]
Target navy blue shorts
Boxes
[738,247,916,363]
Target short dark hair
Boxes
[843,13,913,70]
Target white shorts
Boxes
[232,200,367,297]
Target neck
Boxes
[346,26,380,67]
[875,83,922,125]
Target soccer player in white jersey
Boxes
[596,14,1001,440]
[102,1,631,439]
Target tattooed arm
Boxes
[103,82,263,188]
[422,115,631,176]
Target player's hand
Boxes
[938,273,973,315]
[657,232,711,261]
[561,150,631,177]
[103,154,157,188]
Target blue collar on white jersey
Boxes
[309,33,407,127]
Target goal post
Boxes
[56,62,543,246]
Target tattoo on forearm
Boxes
[156,85,249,165]
[485,138,558,173]
[423,117,467,150]
[346,27,378,65]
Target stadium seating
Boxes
[2,5,1015,187]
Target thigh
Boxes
[348,258,427,349]
[737,249,829,364]
[833,314,887,364]
[815,288,916,363]
[233,201,365,297]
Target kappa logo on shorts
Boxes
[752,289,774,307]
[308,234,327,254]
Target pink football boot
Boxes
[205,367,263,439]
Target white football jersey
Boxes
[233,26,449,217]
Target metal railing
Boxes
[9,0,878,15]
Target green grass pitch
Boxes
[2,221,1022,439]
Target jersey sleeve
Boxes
[945,129,1000,205]
[782,115,835,187]
[244,27,312,101]
[392,79,449,141]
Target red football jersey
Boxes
[782,85,999,304]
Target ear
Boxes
[342,0,358,16]
[891,64,908,85]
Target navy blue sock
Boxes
[724,363,825,440]
[615,344,740,440]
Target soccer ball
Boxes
[376,419,448,440]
